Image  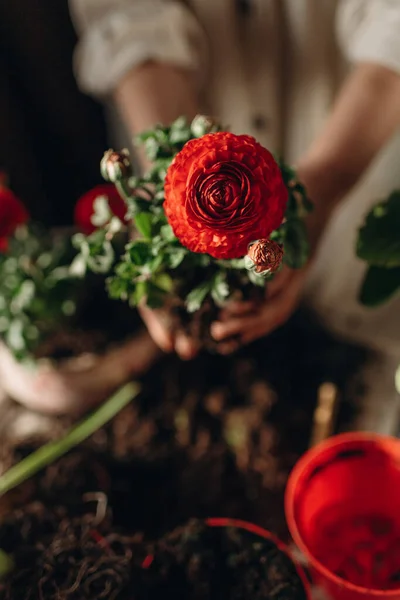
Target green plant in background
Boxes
[357,190,400,306]
[0,225,84,362]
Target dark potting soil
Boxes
[0,308,367,598]
[0,509,307,600]
[139,519,308,600]
[0,500,145,600]
[34,275,142,361]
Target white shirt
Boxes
[69,0,400,357]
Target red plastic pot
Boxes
[285,433,400,600]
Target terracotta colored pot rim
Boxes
[285,432,400,597]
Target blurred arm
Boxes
[299,0,400,247]
[69,0,205,132]
[297,62,400,248]
[114,62,198,135]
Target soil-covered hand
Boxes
[139,304,199,360]
[210,266,309,354]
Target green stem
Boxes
[115,179,133,205]
[0,549,13,578]
[0,382,140,497]
[115,180,150,216]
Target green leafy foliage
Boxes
[0,225,86,362]
[357,191,400,268]
[134,212,153,238]
[359,266,400,307]
[275,157,312,269]
[279,220,309,269]
[186,281,213,313]
[73,117,312,315]
[357,191,400,307]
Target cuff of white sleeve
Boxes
[73,3,207,97]
[346,5,400,75]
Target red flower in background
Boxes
[74,184,128,234]
[164,132,287,259]
[0,176,29,251]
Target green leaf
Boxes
[114,261,138,279]
[196,254,212,268]
[153,272,174,292]
[135,130,156,144]
[247,270,267,287]
[359,265,400,306]
[87,241,115,274]
[277,158,296,183]
[74,230,115,274]
[281,219,309,269]
[160,224,177,242]
[131,280,148,305]
[107,276,130,301]
[6,320,25,352]
[125,196,151,217]
[108,216,123,235]
[211,272,230,306]
[169,127,191,145]
[171,116,189,131]
[154,189,166,202]
[144,137,160,161]
[223,258,247,270]
[134,212,153,238]
[145,283,167,309]
[72,232,86,251]
[11,280,35,312]
[69,253,87,277]
[150,253,164,273]
[357,192,400,267]
[91,195,112,227]
[185,281,212,313]
[127,241,151,266]
[167,248,187,269]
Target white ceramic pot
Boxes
[0,332,159,415]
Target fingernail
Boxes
[179,347,198,360]
[175,337,197,360]
[210,322,223,339]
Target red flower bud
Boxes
[100,149,132,183]
[247,238,283,274]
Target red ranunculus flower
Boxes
[0,179,29,251]
[164,132,287,259]
[74,184,128,234]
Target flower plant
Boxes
[0,179,124,362]
[73,116,313,316]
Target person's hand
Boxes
[209,169,332,355]
[138,183,326,359]
[209,265,310,354]
[139,303,199,360]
